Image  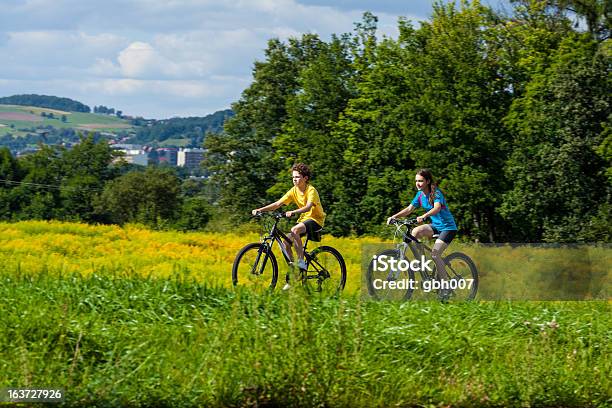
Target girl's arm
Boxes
[416,202,442,223]
[387,204,415,224]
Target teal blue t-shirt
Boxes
[410,190,457,231]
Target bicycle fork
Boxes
[252,244,272,276]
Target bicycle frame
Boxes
[258,213,311,266]
[388,220,436,282]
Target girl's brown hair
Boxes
[416,168,441,206]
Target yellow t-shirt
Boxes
[280,184,326,227]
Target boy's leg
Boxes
[283,238,294,263]
[290,223,307,262]
[282,238,294,286]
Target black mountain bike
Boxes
[232,212,347,296]
[366,218,478,301]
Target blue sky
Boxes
[0,0,512,119]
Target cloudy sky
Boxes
[0,0,511,119]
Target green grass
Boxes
[158,138,191,147]
[0,272,609,407]
[0,221,609,406]
[0,105,133,137]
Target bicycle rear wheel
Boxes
[442,252,478,301]
[232,243,278,291]
[304,246,346,297]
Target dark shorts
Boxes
[431,226,457,244]
[301,219,323,242]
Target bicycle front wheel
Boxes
[232,243,278,291]
[366,249,416,301]
[443,252,478,301]
[304,246,346,297]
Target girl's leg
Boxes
[431,231,456,281]
[411,224,434,240]
[431,240,449,280]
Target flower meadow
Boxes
[0,221,609,407]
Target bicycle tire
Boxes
[366,249,416,301]
[232,243,278,291]
[442,252,478,301]
[304,246,346,297]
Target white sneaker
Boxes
[296,259,307,270]
[282,282,291,291]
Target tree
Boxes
[204,37,313,219]
[0,148,23,220]
[501,32,610,242]
[58,135,119,222]
[95,167,181,227]
[175,196,212,231]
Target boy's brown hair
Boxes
[292,163,312,181]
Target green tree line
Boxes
[131,110,234,145]
[204,0,611,242]
[0,136,211,231]
[0,94,91,112]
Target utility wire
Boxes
[0,178,104,192]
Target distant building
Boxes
[177,148,205,168]
[110,144,148,166]
[111,143,142,151]
[16,147,40,158]
[157,148,178,166]
[122,149,148,166]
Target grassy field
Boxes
[159,138,191,147]
[0,221,610,407]
[0,105,133,136]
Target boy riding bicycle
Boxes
[252,163,326,290]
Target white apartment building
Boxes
[177,148,205,168]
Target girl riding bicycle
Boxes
[252,163,326,289]
[387,169,457,285]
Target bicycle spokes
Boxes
[305,247,346,296]
[233,244,278,291]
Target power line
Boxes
[0,178,104,192]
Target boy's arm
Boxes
[286,201,313,218]
[252,199,284,215]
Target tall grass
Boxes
[1,273,609,407]
[0,221,610,406]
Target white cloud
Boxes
[0,0,445,118]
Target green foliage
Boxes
[0,94,90,112]
[0,139,214,230]
[95,167,181,227]
[174,196,213,231]
[132,109,233,145]
[1,272,609,407]
[202,1,610,242]
[501,33,610,242]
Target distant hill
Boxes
[131,109,234,145]
[0,94,90,113]
[0,105,133,139]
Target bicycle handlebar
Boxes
[388,218,419,226]
[253,211,287,220]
